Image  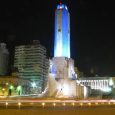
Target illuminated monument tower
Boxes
[54,3,70,58]
[48,2,77,98]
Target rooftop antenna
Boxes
[59,0,62,4]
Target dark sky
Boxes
[0,0,115,76]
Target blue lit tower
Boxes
[54,3,70,58]
[48,2,77,98]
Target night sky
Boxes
[0,0,115,76]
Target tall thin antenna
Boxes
[59,0,62,4]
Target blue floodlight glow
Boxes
[57,4,65,10]
[54,4,70,58]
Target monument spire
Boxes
[54,2,70,58]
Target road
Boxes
[0,98,115,115]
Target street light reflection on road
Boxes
[62,102,66,106]
[80,103,83,106]
[5,102,8,106]
[88,103,91,106]
[53,102,56,107]
[18,102,21,106]
[95,102,98,105]
[71,102,75,106]
[42,102,46,108]
[18,102,21,109]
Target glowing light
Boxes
[60,6,62,9]
[57,4,65,10]
[2,88,5,91]
[88,103,91,106]
[17,86,22,91]
[84,86,87,98]
[9,85,14,90]
[62,83,70,96]
[62,102,66,106]
[65,6,68,10]
[71,102,75,106]
[18,102,21,106]
[80,103,83,106]
[6,83,9,85]
[57,82,71,97]
[109,78,114,86]
[95,102,98,105]
[42,103,45,106]
[31,82,36,88]
[53,103,56,106]
[17,86,22,95]
[101,87,111,92]
[5,102,8,106]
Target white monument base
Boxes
[48,57,77,98]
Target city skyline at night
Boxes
[0,0,115,76]
[0,2,114,99]
[1,2,115,115]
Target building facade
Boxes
[14,40,49,94]
[0,43,9,76]
[0,76,30,96]
[77,77,114,97]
